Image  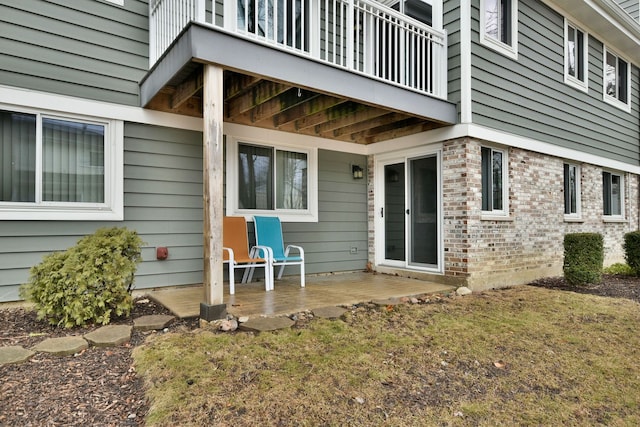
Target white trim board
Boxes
[368,123,640,175]
[0,85,203,132]
[3,85,638,174]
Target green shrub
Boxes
[623,231,640,276]
[563,233,603,286]
[20,227,144,328]
[603,263,635,276]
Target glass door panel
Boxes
[410,156,438,266]
[384,163,405,261]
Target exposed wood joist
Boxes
[144,67,447,144]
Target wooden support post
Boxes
[201,64,226,321]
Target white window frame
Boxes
[479,0,518,60]
[0,106,123,221]
[602,169,625,221]
[480,145,509,218]
[226,136,318,222]
[602,46,631,112]
[563,162,581,221]
[564,19,588,92]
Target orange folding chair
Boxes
[223,216,273,294]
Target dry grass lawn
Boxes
[133,285,640,426]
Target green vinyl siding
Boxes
[0,123,204,302]
[282,149,368,274]
[0,0,148,106]
[0,123,368,301]
[444,0,462,121]
[470,0,640,166]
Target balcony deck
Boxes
[142,0,456,144]
[146,271,454,318]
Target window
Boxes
[0,108,123,220]
[564,20,588,91]
[226,139,318,222]
[603,171,624,218]
[480,0,518,59]
[563,163,581,218]
[481,146,507,215]
[603,47,630,110]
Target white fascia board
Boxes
[0,85,203,131]
[460,0,473,124]
[223,123,368,155]
[368,123,640,174]
[467,124,640,174]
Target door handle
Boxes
[406,209,410,215]
[381,207,384,217]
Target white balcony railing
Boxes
[150,0,447,98]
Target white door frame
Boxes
[374,145,443,273]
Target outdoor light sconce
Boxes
[352,165,364,179]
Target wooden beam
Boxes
[350,118,432,144]
[145,90,203,117]
[225,81,290,118]
[273,95,345,128]
[289,101,359,131]
[249,88,318,124]
[331,112,407,139]
[224,73,262,101]
[171,71,204,109]
[315,107,389,136]
[202,64,225,310]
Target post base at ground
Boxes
[199,302,227,321]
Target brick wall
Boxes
[446,138,639,290]
[369,137,640,290]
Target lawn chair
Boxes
[223,216,273,294]
[252,216,305,288]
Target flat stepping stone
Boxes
[239,316,294,332]
[31,336,88,356]
[0,346,36,366]
[371,298,404,307]
[84,325,132,347]
[133,314,175,331]
[312,306,347,319]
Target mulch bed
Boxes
[1,275,639,426]
[0,298,198,427]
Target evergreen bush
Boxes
[563,233,603,286]
[623,231,640,276]
[20,227,144,328]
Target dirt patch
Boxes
[1,275,639,426]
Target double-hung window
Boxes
[226,138,318,222]
[563,163,581,219]
[564,20,588,91]
[0,108,123,220]
[480,0,518,59]
[603,47,630,111]
[603,171,624,219]
[481,146,508,216]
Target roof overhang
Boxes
[546,0,640,64]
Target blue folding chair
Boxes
[252,216,305,288]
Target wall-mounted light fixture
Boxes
[352,165,364,179]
